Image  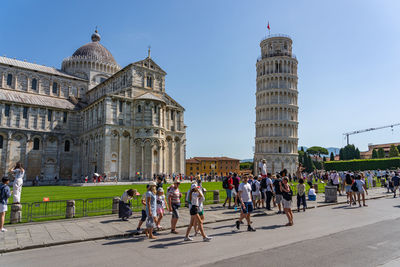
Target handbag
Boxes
[351,182,358,192]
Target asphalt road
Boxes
[2,196,400,267]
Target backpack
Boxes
[222,178,229,189]
[282,187,293,201]
[251,182,257,192]
[351,182,358,192]
[260,178,267,189]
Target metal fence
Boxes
[84,197,114,216]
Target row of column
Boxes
[256,124,298,138]
[256,108,298,121]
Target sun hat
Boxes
[149,181,156,186]
[157,187,164,192]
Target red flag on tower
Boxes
[267,22,270,30]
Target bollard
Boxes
[112,197,120,214]
[313,184,319,194]
[66,200,75,218]
[10,204,22,224]
[324,186,337,203]
[381,178,385,187]
[213,190,220,204]
[373,179,377,187]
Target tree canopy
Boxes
[306,146,329,156]
[389,145,399,158]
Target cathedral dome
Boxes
[70,30,117,65]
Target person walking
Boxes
[344,173,354,205]
[354,175,368,207]
[273,175,283,214]
[265,174,274,211]
[280,177,294,226]
[0,177,12,232]
[156,187,168,230]
[232,173,240,208]
[296,178,306,212]
[184,184,212,241]
[119,189,136,221]
[222,174,234,208]
[235,175,256,232]
[145,181,157,239]
[392,172,400,198]
[9,162,24,204]
[135,185,148,234]
[167,180,182,234]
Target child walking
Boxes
[156,187,169,230]
[296,178,307,212]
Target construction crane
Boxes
[343,123,400,145]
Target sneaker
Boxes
[277,211,282,214]
[184,237,193,241]
[247,226,256,232]
[235,220,240,230]
[1,228,7,232]
[203,236,213,242]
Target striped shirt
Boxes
[168,186,181,204]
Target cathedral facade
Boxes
[0,30,186,181]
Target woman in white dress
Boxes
[9,162,24,204]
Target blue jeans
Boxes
[297,194,306,209]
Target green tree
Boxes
[298,150,305,164]
[330,152,335,161]
[372,149,378,159]
[307,146,329,157]
[339,148,344,160]
[397,145,400,154]
[355,148,361,159]
[378,148,385,158]
[389,145,400,158]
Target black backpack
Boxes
[351,182,358,192]
[251,182,257,192]
[260,178,267,189]
[222,178,229,189]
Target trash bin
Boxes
[324,186,337,203]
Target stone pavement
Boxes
[0,187,391,254]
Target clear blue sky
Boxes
[1,0,400,159]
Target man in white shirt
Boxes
[235,176,256,232]
[258,159,267,177]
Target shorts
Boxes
[141,210,147,222]
[275,194,283,204]
[198,210,204,216]
[261,191,266,200]
[241,202,253,214]
[282,199,292,209]
[252,193,260,201]
[226,189,232,198]
[171,203,180,218]
[157,207,164,215]
[190,205,199,216]
[146,216,156,229]
[0,203,7,213]
[345,185,352,193]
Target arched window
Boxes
[64,140,70,152]
[0,135,3,149]
[138,105,141,113]
[31,78,37,90]
[7,74,12,86]
[279,146,282,153]
[33,138,40,150]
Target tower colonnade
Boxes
[254,34,299,175]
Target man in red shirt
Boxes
[222,173,234,208]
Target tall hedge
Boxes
[324,157,400,171]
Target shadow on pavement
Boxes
[103,237,145,245]
[259,224,283,230]
[100,219,123,224]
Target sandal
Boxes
[171,230,179,234]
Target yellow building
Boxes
[186,157,240,177]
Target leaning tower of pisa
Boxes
[254,34,299,175]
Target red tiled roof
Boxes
[186,157,240,162]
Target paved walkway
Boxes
[0,187,391,253]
